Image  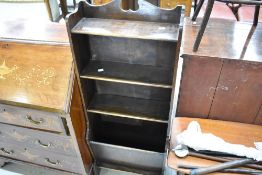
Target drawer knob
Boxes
[26,115,43,125]
[0,148,14,155]
[37,140,52,148]
[45,158,60,166]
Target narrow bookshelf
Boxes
[67,0,182,174]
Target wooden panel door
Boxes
[176,55,223,118]
[209,59,262,124]
[177,56,262,125]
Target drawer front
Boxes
[0,142,81,174]
[0,104,65,133]
[0,123,76,156]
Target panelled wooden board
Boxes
[177,18,262,125]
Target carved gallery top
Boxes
[0,20,73,113]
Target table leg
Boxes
[194,0,198,11]
[60,0,68,18]
[193,0,215,52]
[192,0,205,21]
[253,5,260,26]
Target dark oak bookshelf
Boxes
[66,0,182,173]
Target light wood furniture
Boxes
[92,0,139,10]
[0,19,92,174]
[66,0,182,174]
[160,0,192,16]
[92,0,112,5]
[92,0,192,16]
[167,117,262,175]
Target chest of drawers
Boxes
[0,20,92,174]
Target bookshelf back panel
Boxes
[89,36,177,68]
[89,113,167,152]
[95,80,172,101]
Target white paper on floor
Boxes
[176,121,262,161]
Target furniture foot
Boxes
[193,0,215,52]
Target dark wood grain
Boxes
[66,1,182,173]
[178,18,262,125]
[72,18,179,41]
[176,55,223,118]
[88,36,177,68]
[209,59,262,124]
[95,80,172,101]
[88,94,170,123]
[81,60,173,88]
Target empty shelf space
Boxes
[71,18,179,42]
[89,114,168,152]
[87,94,170,123]
[80,60,173,88]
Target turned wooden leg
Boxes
[192,0,205,21]
[193,0,215,52]
[253,5,260,26]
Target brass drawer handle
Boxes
[26,115,43,125]
[45,158,60,166]
[0,148,14,155]
[37,140,52,148]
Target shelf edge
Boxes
[87,109,168,123]
[80,75,173,89]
